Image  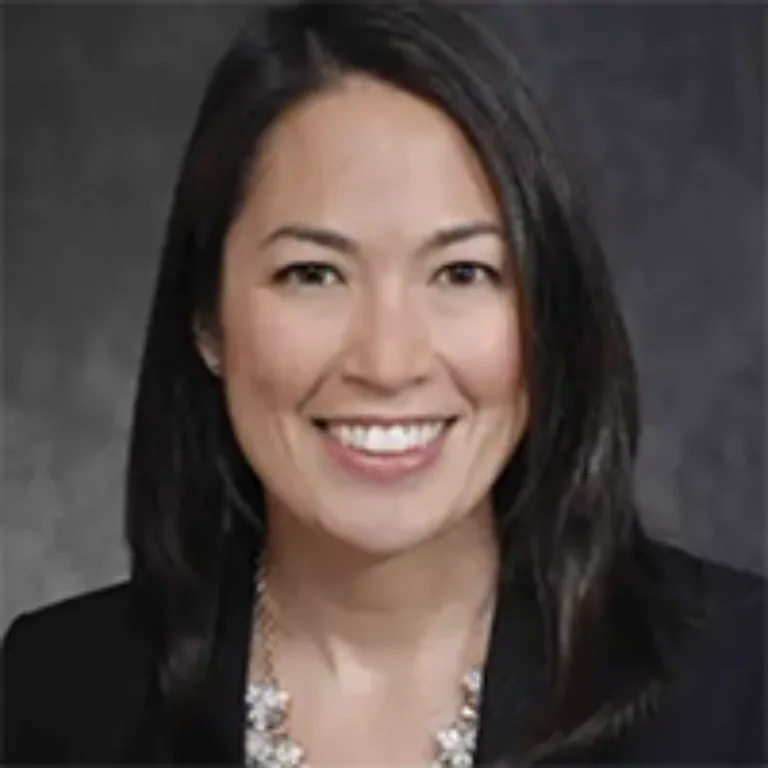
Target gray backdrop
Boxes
[3,2,765,633]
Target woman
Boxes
[2,2,763,765]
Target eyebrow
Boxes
[259,221,503,256]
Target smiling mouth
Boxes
[312,418,458,455]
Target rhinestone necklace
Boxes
[244,564,484,768]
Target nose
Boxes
[341,290,433,394]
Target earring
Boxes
[201,350,221,376]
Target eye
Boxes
[272,262,344,287]
[433,261,502,287]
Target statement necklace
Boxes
[244,566,483,768]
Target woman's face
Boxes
[202,74,528,555]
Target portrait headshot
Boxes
[2,2,765,766]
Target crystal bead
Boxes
[247,682,290,730]
[459,703,478,722]
[462,668,482,699]
[436,724,464,752]
[245,729,274,766]
[272,738,305,767]
[436,722,476,759]
[448,751,473,768]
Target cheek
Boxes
[220,290,344,408]
[436,302,525,405]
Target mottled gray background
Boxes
[3,2,765,632]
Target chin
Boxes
[307,499,483,560]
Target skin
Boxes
[198,73,529,765]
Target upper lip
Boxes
[312,415,459,427]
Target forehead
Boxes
[238,74,500,243]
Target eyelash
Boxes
[271,261,503,288]
[434,261,502,287]
[272,262,343,287]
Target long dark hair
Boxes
[126,1,687,762]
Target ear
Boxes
[193,314,222,377]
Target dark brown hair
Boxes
[126,2,688,762]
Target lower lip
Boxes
[316,424,451,483]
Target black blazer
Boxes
[2,540,764,766]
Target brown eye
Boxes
[434,261,501,287]
[273,262,344,287]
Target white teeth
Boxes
[330,421,447,453]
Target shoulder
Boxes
[2,581,154,763]
[648,540,764,697]
[3,580,150,682]
[647,538,764,606]
[5,580,139,638]
[666,544,764,723]
[609,540,766,764]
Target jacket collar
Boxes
[197,539,257,764]
[475,569,549,765]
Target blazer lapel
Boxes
[197,540,257,764]
[474,572,548,766]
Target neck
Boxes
[260,501,499,680]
